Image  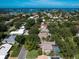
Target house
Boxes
[38,32,50,41]
[40,22,48,30]
[28,16,34,19]
[36,55,62,59]
[0,44,12,59]
[39,41,60,55]
[39,41,56,54]
[38,22,51,41]
[10,26,25,35]
[2,35,16,44]
[47,13,53,18]
[36,55,51,59]
[28,14,39,20]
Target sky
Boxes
[0,0,79,8]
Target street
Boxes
[18,46,27,59]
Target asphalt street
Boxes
[18,46,27,59]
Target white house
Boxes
[0,44,12,59]
[47,13,53,18]
[10,26,25,35]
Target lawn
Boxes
[26,50,40,59]
[11,44,22,57]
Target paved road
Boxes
[18,46,27,59]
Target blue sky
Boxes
[0,0,79,8]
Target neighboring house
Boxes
[0,44,12,59]
[38,22,51,41]
[38,32,50,41]
[40,22,48,30]
[2,35,16,44]
[47,13,53,18]
[28,14,39,20]
[10,26,25,35]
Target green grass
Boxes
[11,44,22,57]
[26,50,40,59]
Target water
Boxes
[0,8,79,13]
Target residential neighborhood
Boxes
[0,9,79,59]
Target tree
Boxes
[73,37,79,47]
[15,22,22,29]
[59,27,72,38]
[25,19,35,29]
[0,23,8,32]
[48,23,59,34]
[36,18,42,24]
[50,33,76,58]
[25,34,40,51]
[29,26,39,34]
[0,17,9,22]
[16,35,25,45]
